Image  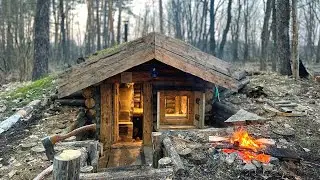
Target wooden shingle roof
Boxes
[58,33,248,98]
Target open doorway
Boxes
[116,83,143,143]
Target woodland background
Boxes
[0,0,319,82]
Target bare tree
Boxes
[260,0,272,71]
[96,0,101,50]
[291,0,299,79]
[33,0,50,80]
[218,0,232,58]
[277,0,292,75]
[109,0,115,46]
[209,0,215,55]
[271,0,277,71]
[116,0,123,44]
[159,0,164,34]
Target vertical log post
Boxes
[100,83,113,147]
[53,149,82,180]
[143,82,152,146]
[152,132,163,168]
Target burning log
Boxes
[162,136,188,177]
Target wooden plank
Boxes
[143,82,153,146]
[200,93,205,128]
[100,83,113,146]
[113,83,119,143]
[154,46,238,92]
[193,91,201,127]
[156,92,160,130]
[58,33,245,98]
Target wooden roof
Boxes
[58,33,248,98]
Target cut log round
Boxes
[85,98,95,109]
[82,88,93,99]
[162,136,188,177]
[158,157,172,168]
[86,109,96,118]
[53,149,82,180]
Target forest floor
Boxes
[0,67,319,179]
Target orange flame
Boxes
[223,128,270,164]
[230,128,265,152]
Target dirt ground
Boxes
[0,70,319,179]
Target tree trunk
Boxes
[116,0,123,44]
[276,0,292,75]
[291,0,299,79]
[159,0,164,34]
[218,0,232,58]
[32,0,50,80]
[233,0,241,61]
[316,31,320,63]
[103,0,108,48]
[271,0,277,71]
[96,0,101,50]
[260,0,272,71]
[59,0,67,63]
[243,0,249,62]
[172,0,182,39]
[108,0,115,46]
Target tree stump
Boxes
[53,149,82,180]
[158,157,172,168]
[152,132,163,168]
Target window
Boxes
[165,95,189,118]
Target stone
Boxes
[0,164,2,168]
[80,166,94,173]
[190,152,207,165]
[57,123,67,129]
[242,163,257,172]
[8,170,17,178]
[278,138,288,144]
[158,157,172,168]
[225,152,237,165]
[43,112,51,118]
[252,160,262,168]
[21,142,37,151]
[14,162,22,167]
[0,104,6,113]
[284,124,291,128]
[52,129,62,134]
[262,163,274,173]
[272,128,295,136]
[31,146,45,154]
[302,148,311,152]
[269,157,279,165]
[179,148,192,157]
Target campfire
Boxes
[211,128,271,164]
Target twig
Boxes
[33,164,53,180]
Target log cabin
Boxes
[57,33,248,148]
